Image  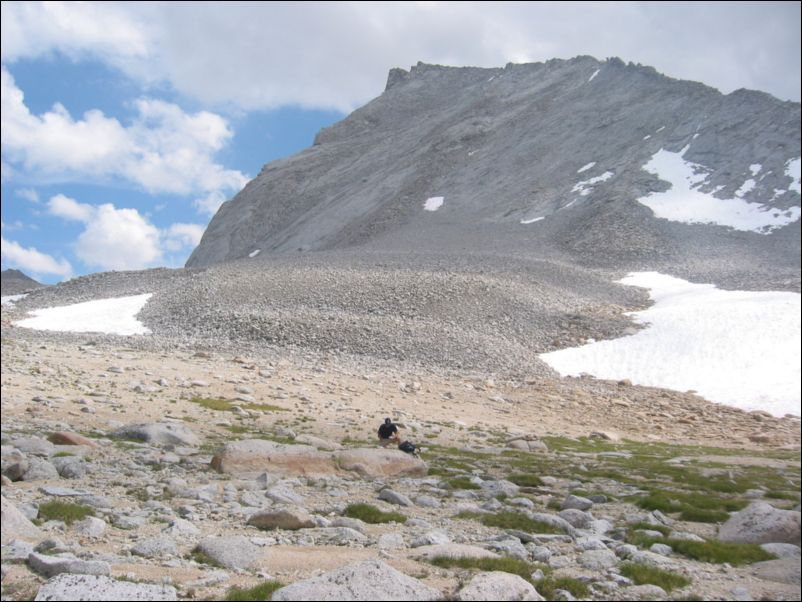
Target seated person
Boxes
[378,417,400,447]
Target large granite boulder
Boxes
[270,560,440,600]
[718,503,801,545]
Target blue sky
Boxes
[2,1,800,284]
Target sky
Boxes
[2,1,800,284]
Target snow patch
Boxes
[520,216,545,224]
[424,196,444,211]
[656,126,665,133]
[786,157,801,194]
[249,249,261,258]
[734,178,756,198]
[638,148,800,233]
[587,69,600,83]
[643,135,651,141]
[14,294,153,336]
[540,272,800,417]
[577,162,596,174]
[1,293,28,306]
[749,164,762,176]
[572,171,614,196]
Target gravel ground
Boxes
[4,252,648,378]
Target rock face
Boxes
[187,57,800,292]
[458,571,545,601]
[335,448,428,478]
[718,502,801,545]
[270,560,441,601]
[33,574,177,601]
[1,495,42,544]
[111,423,200,447]
[1,268,46,296]
[210,440,427,478]
[210,440,337,476]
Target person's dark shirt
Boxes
[378,422,398,439]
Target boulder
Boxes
[210,440,335,477]
[295,434,343,450]
[718,502,801,545]
[2,495,42,544]
[34,574,177,601]
[195,536,262,570]
[270,560,440,600]
[458,571,544,601]
[27,553,110,578]
[47,432,98,447]
[112,423,200,447]
[751,557,801,585]
[335,448,427,478]
[379,488,415,507]
[247,508,316,530]
[410,544,500,561]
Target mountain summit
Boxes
[187,56,800,289]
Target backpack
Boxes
[398,440,417,455]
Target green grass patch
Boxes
[619,563,691,592]
[37,501,94,525]
[507,473,544,487]
[456,511,562,534]
[343,503,406,524]
[226,425,251,434]
[678,507,731,523]
[765,491,800,501]
[636,491,746,522]
[51,451,76,458]
[537,576,591,600]
[225,581,284,601]
[189,397,232,411]
[428,556,536,581]
[239,402,286,412]
[447,476,481,490]
[666,539,775,566]
[190,549,224,568]
[629,522,671,537]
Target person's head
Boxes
[384,418,392,425]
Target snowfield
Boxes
[13,294,153,336]
[541,272,801,417]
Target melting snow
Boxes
[520,216,545,224]
[424,196,444,211]
[786,157,801,194]
[249,249,261,258]
[541,272,801,417]
[577,162,596,174]
[637,148,801,233]
[734,178,756,198]
[14,294,153,336]
[749,164,762,176]
[1,293,28,306]
[587,69,600,83]
[656,126,665,133]
[643,135,651,140]
[572,171,614,196]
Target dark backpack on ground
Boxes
[398,440,417,455]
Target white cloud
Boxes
[74,204,162,271]
[1,67,248,202]
[46,194,205,271]
[16,188,39,203]
[1,1,149,63]
[193,190,228,216]
[163,223,205,252]
[48,194,94,222]
[2,2,799,107]
[1,236,72,278]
